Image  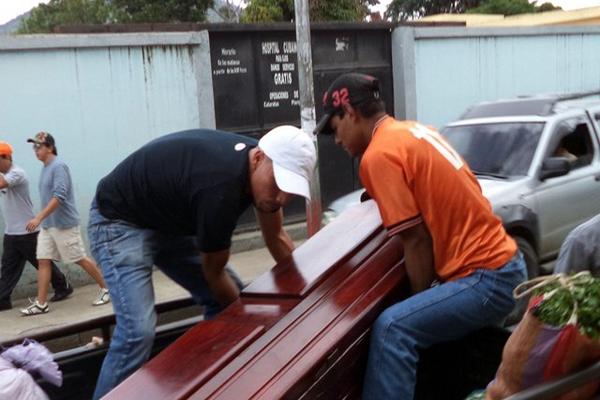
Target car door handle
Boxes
[595,174,600,181]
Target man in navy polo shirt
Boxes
[88,125,316,399]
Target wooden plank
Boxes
[189,235,406,399]
[218,298,298,329]
[267,261,407,400]
[186,228,390,399]
[104,320,264,400]
[109,200,394,400]
[243,200,383,298]
[297,329,371,400]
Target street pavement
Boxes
[0,245,281,343]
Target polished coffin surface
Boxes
[243,199,387,298]
[191,237,406,399]
[106,200,408,399]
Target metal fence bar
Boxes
[0,297,195,348]
[506,360,600,400]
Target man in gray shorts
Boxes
[21,132,109,316]
[0,141,72,311]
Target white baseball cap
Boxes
[258,125,317,200]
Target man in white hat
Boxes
[88,126,316,399]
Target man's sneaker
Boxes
[20,299,49,316]
[50,282,74,302]
[93,288,110,306]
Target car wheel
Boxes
[514,236,539,279]
[504,236,539,326]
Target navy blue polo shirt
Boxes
[95,129,257,252]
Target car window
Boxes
[442,122,544,177]
[548,118,595,169]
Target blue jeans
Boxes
[87,205,242,400]
[362,252,526,400]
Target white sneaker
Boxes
[93,288,110,306]
[20,299,49,316]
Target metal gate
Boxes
[207,23,395,225]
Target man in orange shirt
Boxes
[315,73,526,399]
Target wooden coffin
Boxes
[105,200,409,399]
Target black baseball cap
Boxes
[314,73,381,135]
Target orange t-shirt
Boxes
[359,118,516,281]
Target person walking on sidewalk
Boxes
[0,141,73,311]
[315,73,526,400]
[20,132,109,316]
[88,126,316,399]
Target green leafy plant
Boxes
[533,275,600,340]
[18,0,214,34]
[241,0,377,23]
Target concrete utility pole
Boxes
[294,0,322,237]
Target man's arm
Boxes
[398,222,435,294]
[27,164,71,232]
[26,197,60,232]
[255,207,294,263]
[0,169,25,190]
[202,248,239,307]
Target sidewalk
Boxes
[0,245,279,343]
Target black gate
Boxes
[208,22,395,227]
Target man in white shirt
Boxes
[0,141,72,311]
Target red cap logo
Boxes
[331,88,349,108]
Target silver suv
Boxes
[324,91,600,280]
